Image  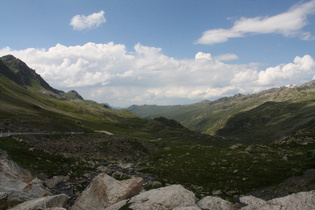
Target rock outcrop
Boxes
[70,173,143,210]
[0,149,52,203]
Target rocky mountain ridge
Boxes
[0,55,83,100]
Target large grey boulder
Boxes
[71,173,143,210]
[0,149,52,202]
[196,196,234,210]
[127,184,197,210]
[10,194,69,210]
[240,190,315,210]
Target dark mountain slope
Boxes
[0,55,83,100]
[1,55,60,94]
[216,100,315,144]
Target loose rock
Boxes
[10,194,69,210]
[197,196,234,210]
[0,149,52,202]
[127,185,197,210]
[71,173,143,209]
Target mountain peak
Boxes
[0,54,30,74]
[0,54,58,93]
[1,54,17,61]
[65,90,84,100]
[0,55,84,100]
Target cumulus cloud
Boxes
[70,10,106,30]
[195,52,212,61]
[1,43,315,107]
[258,54,315,86]
[197,0,315,44]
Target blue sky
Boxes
[1,0,315,106]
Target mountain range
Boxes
[128,81,315,144]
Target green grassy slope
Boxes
[0,55,208,140]
[128,89,283,134]
[216,87,315,144]
[141,139,315,199]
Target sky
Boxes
[1,0,315,107]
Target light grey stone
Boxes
[71,173,143,210]
[105,199,128,210]
[10,194,69,210]
[128,185,197,210]
[0,149,52,202]
[239,195,266,206]
[240,191,315,210]
[196,196,234,210]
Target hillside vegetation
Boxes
[0,55,203,140]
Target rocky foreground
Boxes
[1,149,315,210]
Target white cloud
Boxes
[197,0,315,44]
[215,53,238,61]
[1,43,315,107]
[195,52,212,61]
[258,54,315,86]
[70,10,106,30]
[197,29,243,45]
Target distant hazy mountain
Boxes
[128,81,315,144]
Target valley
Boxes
[0,55,315,209]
